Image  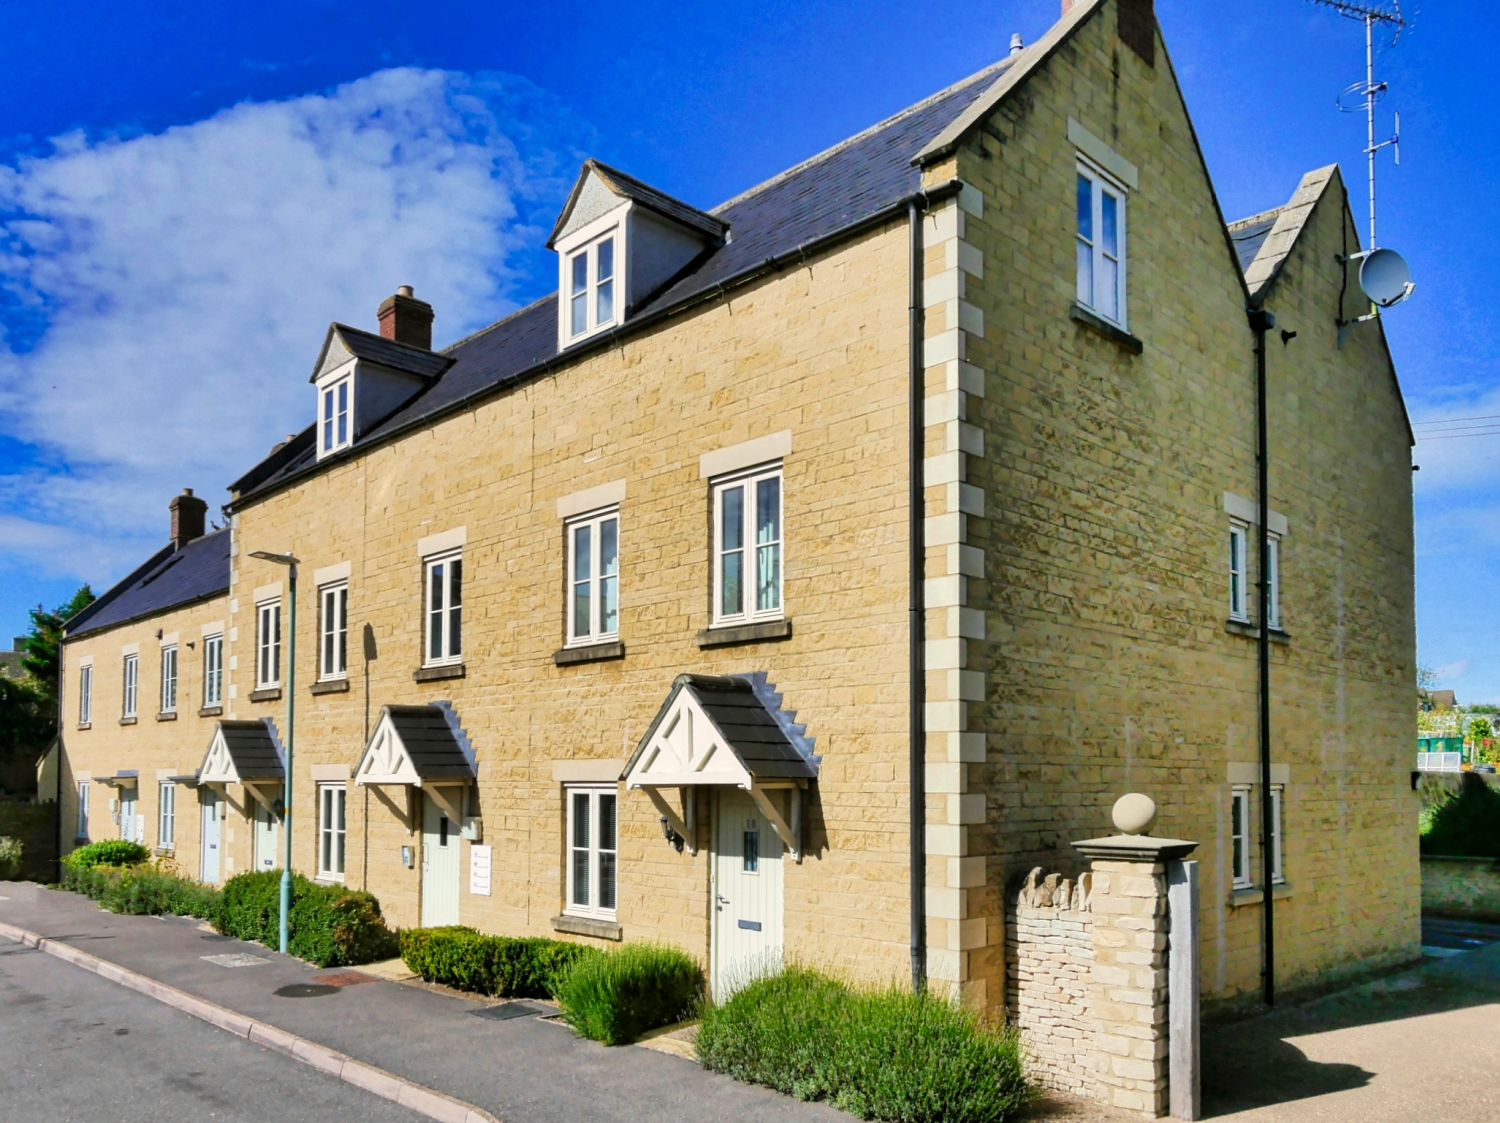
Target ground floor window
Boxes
[1231,786,1252,889]
[76,780,89,838]
[318,783,346,881]
[565,785,617,919]
[159,782,176,849]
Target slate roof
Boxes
[379,704,477,781]
[212,720,286,781]
[66,529,230,639]
[626,674,819,783]
[230,55,1013,503]
[549,159,728,246]
[309,323,454,383]
[1227,210,1282,273]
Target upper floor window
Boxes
[1266,534,1282,631]
[567,510,619,646]
[425,551,462,666]
[160,645,178,714]
[1076,162,1126,326]
[712,465,783,627]
[257,600,282,688]
[203,634,223,707]
[78,663,92,725]
[567,233,617,341]
[321,376,351,455]
[122,653,139,719]
[320,582,348,680]
[1228,522,1249,623]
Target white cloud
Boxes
[0,67,571,588]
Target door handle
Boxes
[716,894,730,906]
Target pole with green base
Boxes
[250,550,299,956]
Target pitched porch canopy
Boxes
[620,673,818,859]
[354,703,477,827]
[198,719,285,815]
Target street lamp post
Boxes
[250,550,299,954]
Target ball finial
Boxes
[1112,793,1157,836]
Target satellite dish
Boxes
[1360,247,1415,308]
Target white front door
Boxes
[712,789,784,998]
[421,792,461,927]
[119,790,137,843]
[200,789,222,882]
[254,802,280,871]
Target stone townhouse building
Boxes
[54,0,1417,1024]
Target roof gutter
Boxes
[230,180,965,514]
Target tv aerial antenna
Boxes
[1307,0,1416,326]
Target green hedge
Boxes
[696,967,1032,1123]
[60,861,221,920]
[554,941,704,1046]
[64,839,150,870]
[1421,773,1500,857]
[0,836,21,880]
[218,870,399,968]
[400,926,597,997]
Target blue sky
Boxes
[1,1,1495,697]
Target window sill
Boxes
[310,678,351,695]
[1069,302,1143,354]
[414,663,466,683]
[314,875,347,886]
[119,716,138,726]
[554,641,626,667]
[76,722,91,731]
[552,913,623,941]
[154,846,174,857]
[156,711,178,722]
[1224,619,1291,645]
[697,619,794,648]
[249,687,283,702]
[198,706,223,718]
[1229,883,1293,908]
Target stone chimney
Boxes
[169,488,208,551]
[377,285,435,350]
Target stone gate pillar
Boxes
[1073,794,1198,1119]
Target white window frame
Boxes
[1270,785,1285,884]
[319,582,349,681]
[423,550,463,666]
[564,784,618,920]
[256,600,282,688]
[1076,159,1127,327]
[159,781,176,850]
[1228,522,1249,623]
[566,509,620,646]
[321,374,352,456]
[317,783,347,882]
[203,634,223,707]
[78,664,92,725]
[77,780,90,838]
[711,464,784,628]
[564,229,619,343]
[1230,786,1253,889]
[160,644,178,714]
[1266,533,1282,631]
[122,654,139,719]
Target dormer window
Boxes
[321,376,351,454]
[569,233,617,339]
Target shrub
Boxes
[218,870,399,967]
[400,926,598,997]
[0,837,21,880]
[696,967,1032,1123]
[554,941,704,1046]
[64,839,150,870]
[59,859,221,921]
[1421,773,1500,857]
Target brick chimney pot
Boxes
[377,286,435,350]
[169,488,208,551]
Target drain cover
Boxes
[313,971,376,987]
[471,1002,545,1021]
[201,953,270,968]
[275,983,340,998]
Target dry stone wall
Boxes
[1008,867,1095,1097]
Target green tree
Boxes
[20,585,95,708]
[0,585,95,793]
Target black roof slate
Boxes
[311,324,454,383]
[382,704,477,781]
[549,159,729,246]
[1228,210,1281,274]
[67,529,230,639]
[214,720,285,781]
[628,674,817,782]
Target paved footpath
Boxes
[0,883,847,1123]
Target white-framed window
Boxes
[321,375,351,455]
[203,634,223,707]
[76,780,90,838]
[565,785,618,919]
[567,232,617,341]
[1228,522,1249,622]
[712,465,783,626]
[1270,785,1285,884]
[257,600,282,688]
[566,510,619,645]
[1230,786,1252,889]
[160,645,178,714]
[318,784,346,881]
[159,781,176,849]
[424,551,462,666]
[78,664,92,725]
[1076,161,1127,326]
[1266,533,1282,630]
[319,582,348,680]
[122,654,139,719]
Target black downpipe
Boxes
[1250,305,1276,1007]
[908,198,928,994]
